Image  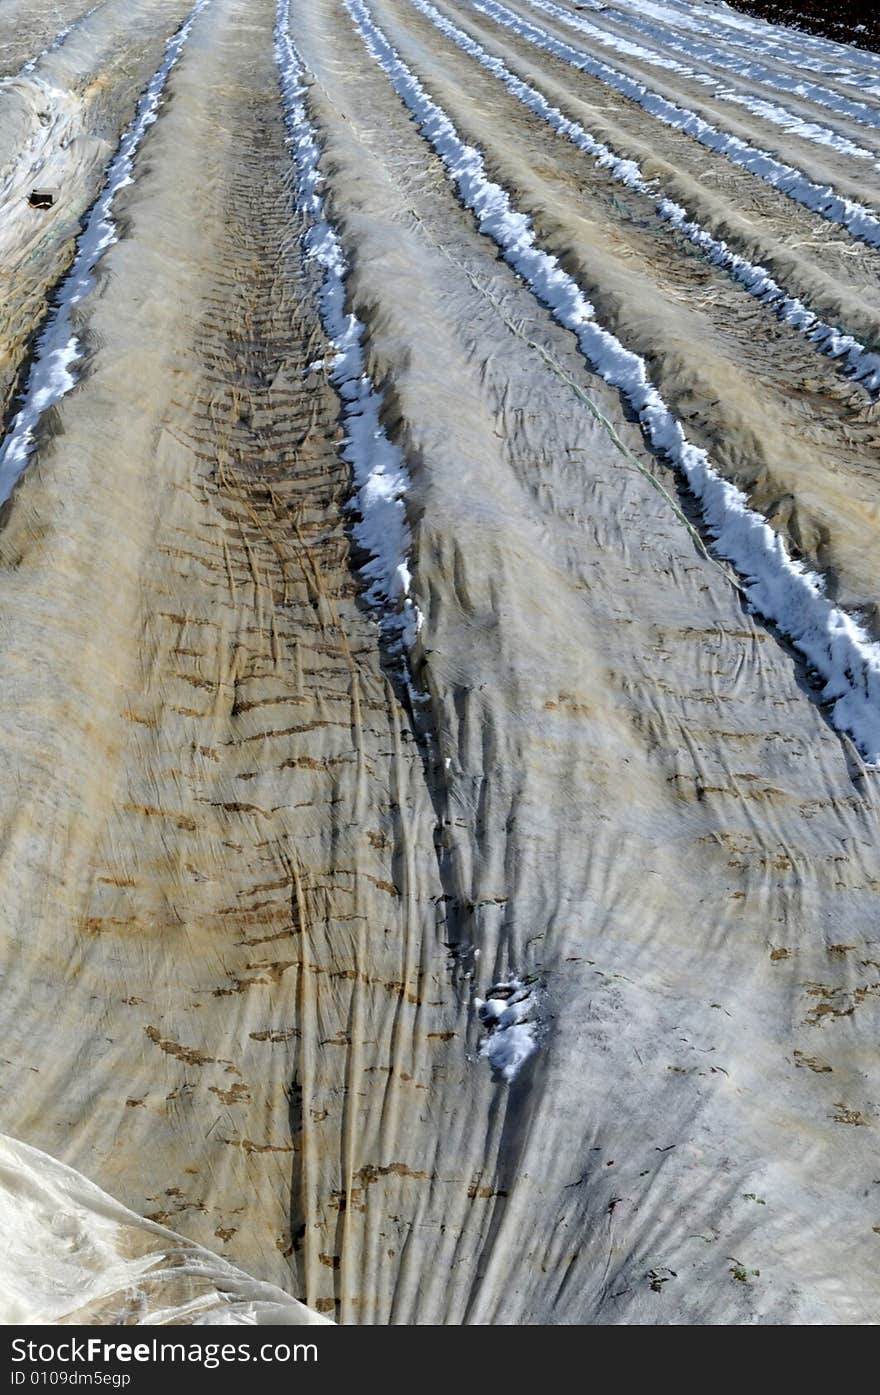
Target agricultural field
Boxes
[0,0,879,1326]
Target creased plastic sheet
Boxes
[0,1134,328,1324]
[0,0,879,1328]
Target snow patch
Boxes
[0,0,212,505]
[274,0,421,654]
[346,0,880,764]
[475,979,540,1082]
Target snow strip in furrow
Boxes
[592,2,880,126]
[9,1,107,81]
[410,0,880,392]
[614,0,880,90]
[345,0,880,765]
[470,0,880,247]
[504,0,880,162]
[274,0,420,653]
[0,0,211,505]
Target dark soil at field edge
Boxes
[727,1,880,53]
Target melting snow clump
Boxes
[475,978,540,1082]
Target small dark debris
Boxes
[28,188,57,210]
